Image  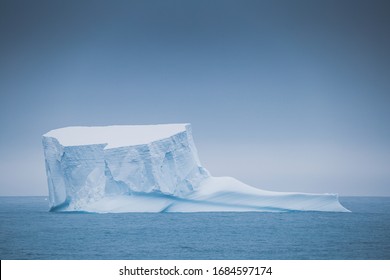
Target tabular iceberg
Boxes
[42,124,349,213]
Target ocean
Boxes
[0,196,389,260]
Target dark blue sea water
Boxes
[0,196,389,260]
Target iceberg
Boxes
[42,124,349,213]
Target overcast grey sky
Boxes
[1,0,389,196]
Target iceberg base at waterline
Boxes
[42,124,349,213]
[80,176,349,213]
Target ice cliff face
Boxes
[42,124,209,210]
[42,124,349,213]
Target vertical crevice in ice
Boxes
[42,137,66,208]
[104,160,130,196]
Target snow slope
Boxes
[42,124,349,213]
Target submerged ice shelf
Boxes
[42,124,349,213]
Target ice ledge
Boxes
[70,177,350,213]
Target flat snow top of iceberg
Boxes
[43,124,188,149]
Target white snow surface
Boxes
[43,124,188,149]
[42,124,349,213]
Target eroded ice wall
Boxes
[42,124,209,210]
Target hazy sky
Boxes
[1,0,389,196]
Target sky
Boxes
[0,0,389,196]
